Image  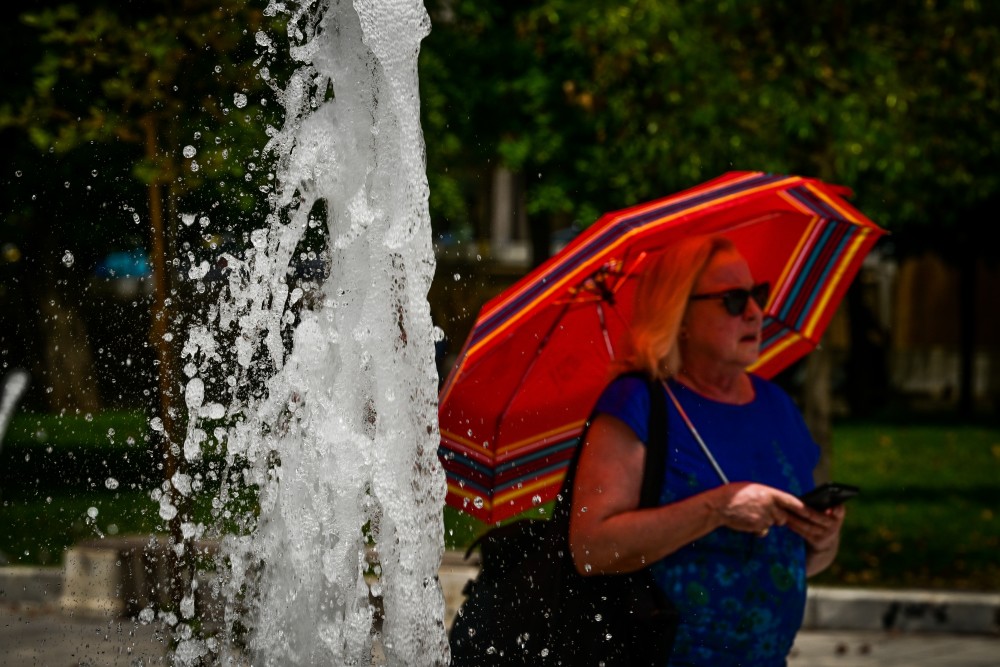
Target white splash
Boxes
[174,0,448,664]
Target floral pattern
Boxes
[594,375,820,667]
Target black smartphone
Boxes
[799,482,860,510]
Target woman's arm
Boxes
[568,414,812,575]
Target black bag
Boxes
[449,375,679,666]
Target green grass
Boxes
[4,410,149,449]
[0,489,164,566]
[3,416,998,592]
[812,422,1000,590]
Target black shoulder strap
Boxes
[639,376,668,509]
[551,373,668,528]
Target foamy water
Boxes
[170,1,448,664]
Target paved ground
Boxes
[3,551,998,666]
[2,603,998,667]
[789,630,999,667]
[2,603,170,666]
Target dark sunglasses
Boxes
[689,282,770,316]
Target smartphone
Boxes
[798,482,860,510]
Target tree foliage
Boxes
[421,0,1000,257]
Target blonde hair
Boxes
[620,234,735,381]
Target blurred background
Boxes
[0,0,997,592]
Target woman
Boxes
[569,235,845,666]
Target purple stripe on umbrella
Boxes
[468,173,790,347]
[440,455,494,490]
[495,460,572,497]
[494,438,580,475]
[439,436,578,485]
[778,222,854,329]
[760,318,786,351]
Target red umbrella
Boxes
[438,171,887,525]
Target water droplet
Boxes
[105,477,119,490]
[150,417,164,432]
[183,145,197,159]
[61,251,74,267]
[251,229,268,248]
[190,160,200,172]
[182,213,196,226]
[234,93,248,108]
[87,506,99,519]
[188,261,210,280]
[532,494,542,506]
[453,273,461,281]
[473,497,484,509]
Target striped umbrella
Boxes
[438,171,887,525]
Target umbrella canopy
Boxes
[438,171,887,524]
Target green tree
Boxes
[1,0,284,622]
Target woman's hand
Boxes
[785,503,846,576]
[707,482,805,537]
[708,482,845,574]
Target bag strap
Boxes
[662,380,730,485]
[641,375,668,507]
[551,372,668,534]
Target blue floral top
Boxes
[593,375,819,667]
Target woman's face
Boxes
[681,248,764,372]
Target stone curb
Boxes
[802,586,1000,635]
[3,549,998,637]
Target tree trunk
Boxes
[38,287,101,413]
[845,281,889,418]
[142,115,190,615]
[32,227,101,414]
[956,241,977,417]
[803,341,833,485]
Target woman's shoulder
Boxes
[750,374,810,423]
[594,372,654,443]
[604,371,652,395]
[750,373,792,401]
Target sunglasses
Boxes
[689,282,770,316]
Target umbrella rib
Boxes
[494,299,576,437]
[597,302,614,360]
